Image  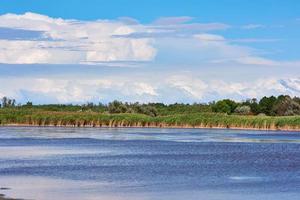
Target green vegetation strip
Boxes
[1,108,299,130]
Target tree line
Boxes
[1,95,300,117]
[212,95,300,116]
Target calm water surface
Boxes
[0,127,299,200]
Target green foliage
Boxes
[149,103,211,116]
[241,96,300,116]
[259,96,277,115]
[273,95,300,116]
[242,98,259,114]
[1,95,300,118]
[107,101,158,117]
[130,103,158,117]
[212,99,238,114]
[108,100,128,113]
[0,108,299,130]
[1,97,16,108]
[24,101,33,107]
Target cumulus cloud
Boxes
[0,77,159,103]
[0,27,45,40]
[279,78,300,93]
[0,13,233,64]
[129,82,158,96]
[167,75,208,99]
[166,75,299,102]
[208,78,287,98]
[0,12,156,64]
[0,12,285,67]
[0,75,299,104]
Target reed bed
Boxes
[0,108,300,131]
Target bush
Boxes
[108,100,128,113]
[273,95,300,116]
[235,105,251,115]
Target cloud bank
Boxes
[0,12,156,64]
[0,12,294,67]
[0,76,299,104]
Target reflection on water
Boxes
[0,127,300,200]
[1,176,299,200]
[1,127,300,143]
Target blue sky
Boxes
[0,0,300,104]
[1,0,300,23]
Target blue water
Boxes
[0,127,299,200]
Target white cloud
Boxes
[194,33,225,42]
[0,13,231,65]
[153,16,194,25]
[167,75,299,101]
[194,33,266,65]
[130,82,158,96]
[114,17,230,39]
[234,56,280,66]
[227,38,279,43]
[1,13,283,67]
[0,40,84,64]
[242,24,265,29]
[193,33,300,66]
[279,78,300,93]
[167,75,208,99]
[209,78,287,98]
[0,77,158,103]
[0,12,156,64]
[0,76,299,104]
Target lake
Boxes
[0,127,299,200]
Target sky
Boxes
[0,0,300,104]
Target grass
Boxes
[0,108,300,130]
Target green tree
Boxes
[242,98,259,114]
[258,96,277,116]
[212,99,238,114]
[108,100,128,113]
[1,97,16,108]
[273,95,300,116]
[25,101,33,107]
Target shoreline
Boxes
[1,123,300,132]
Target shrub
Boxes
[235,105,251,115]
